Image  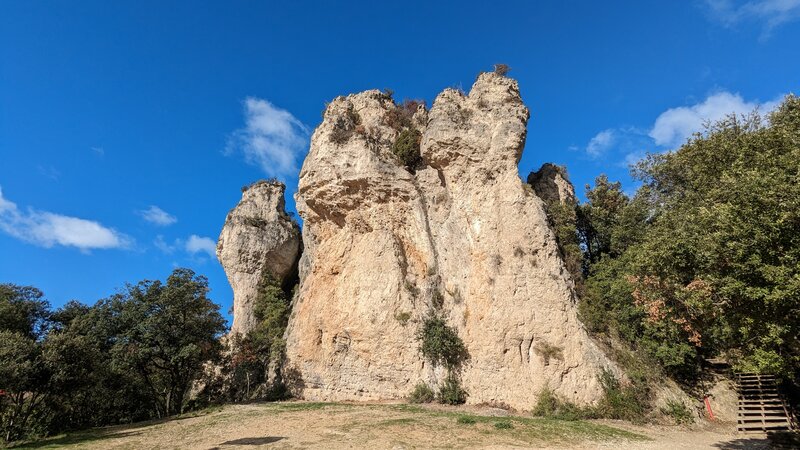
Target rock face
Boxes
[282,72,616,409]
[217,181,301,336]
[527,163,577,205]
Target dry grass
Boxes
[13,401,651,449]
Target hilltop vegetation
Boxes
[574,95,800,382]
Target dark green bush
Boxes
[494,420,513,429]
[594,369,649,423]
[417,316,469,370]
[391,128,421,170]
[661,400,694,425]
[531,388,588,421]
[437,375,467,405]
[408,382,435,403]
[456,415,476,424]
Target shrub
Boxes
[594,369,649,423]
[437,375,467,405]
[494,420,513,429]
[431,290,444,309]
[395,311,411,326]
[456,415,476,424]
[531,388,587,421]
[494,64,510,76]
[417,316,469,370]
[329,106,361,145]
[391,128,421,170]
[661,400,694,425]
[533,342,564,365]
[408,382,435,403]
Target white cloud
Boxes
[586,129,616,158]
[154,234,177,254]
[649,91,782,148]
[138,205,177,226]
[91,146,105,157]
[185,234,216,257]
[0,186,130,251]
[705,0,800,38]
[226,98,309,178]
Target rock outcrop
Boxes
[527,163,577,206]
[282,72,616,409]
[217,181,301,336]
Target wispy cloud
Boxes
[37,165,61,181]
[138,205,177,226]
[586,129,616,158]
[581,90,783,167]
[185,235,216,257]
[649,91,782,148]
[226,98,309,178]
[0,186,130,251]
[91,146,105,157]
[705,0,800,39]
[154,234,177,254]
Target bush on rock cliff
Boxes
[392,128,422,170]
[417,316,469,371]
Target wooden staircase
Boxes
[735,373,794,433]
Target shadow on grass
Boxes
[12,406,226,449]
[220,436,285,445]
[13,430,143,449]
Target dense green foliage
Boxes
[392,128,422,170]
[416,316,468,371]
[408,382,435,403]
[0,269,226,444]
[223,273,292,402]
[577,95,800,381]
[542,198,584,291]
[415,314,469,405]
[531,370,649,424]
[437,375,468,405]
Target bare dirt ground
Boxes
[15,401,785,450]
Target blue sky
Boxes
[1,1,798,325]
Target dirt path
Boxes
[17,402,781,449]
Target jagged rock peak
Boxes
[283,71,617,410]
[217,180,301,336]
[528,163,577,205]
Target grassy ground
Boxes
[12,401,648,449]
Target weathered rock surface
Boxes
[283,72,616,409]
[217,181,301,336]
[527,163,577,205]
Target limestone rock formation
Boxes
[217,180,301,336]
[283,72,616,409]
[527,163,577,205]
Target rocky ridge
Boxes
[270,72,617,409]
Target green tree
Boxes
[581,95,800,380]
[0,284,50,339]
[111,268,226,417]
[576,175,631,266]
[0,330,47,442]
